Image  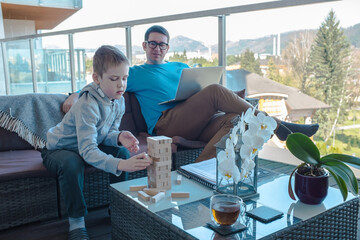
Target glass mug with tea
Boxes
[210,194,246,227]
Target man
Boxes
[63,25,319,162]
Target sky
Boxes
[43,0,360,49]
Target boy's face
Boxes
[93,63,129,100]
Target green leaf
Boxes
[324,167,348,201]
[324,154,360,167]
[321,158,359,195]
[286,133,320,165]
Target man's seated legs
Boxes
[196,112,238,162]
[155,84,319,162]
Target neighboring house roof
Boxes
[226,69,330,111]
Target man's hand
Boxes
[117,152,152,172]
[62,92,79,113]
[118,131,139,153]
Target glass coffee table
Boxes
[110,170,359,240]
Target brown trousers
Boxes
[154,84,270,162]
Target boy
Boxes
[42,45,152,240]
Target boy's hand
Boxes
[62,92,79,113]
[117,152,152,172]
[118,131,139,153]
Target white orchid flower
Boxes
[230,124,240,147]
[240,128,264,160]
[242,159,256,179]
[255,113,277,141]
[243,107,256,124]
[217,139,241,183]
[239,112,246,134]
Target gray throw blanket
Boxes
[0,93,68,149]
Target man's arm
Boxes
[62,92,79,113]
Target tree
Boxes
[189,57,218,67]
[347,48,360,109]
[239,49,261,75]
[267,58,279,81]
[282,31,316,92]
[169,50,188,63]
[307,10,351,142]
[266,57,293,85]
[227,54,241,66]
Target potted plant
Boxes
[286,133,360,204]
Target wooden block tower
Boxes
[147,136,172,190]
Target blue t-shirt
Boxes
[127,62,189,135]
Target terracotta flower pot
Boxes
[294,170,329,205]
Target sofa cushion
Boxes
[0,150,54,181]
[234,89,246,99]
[129,92,148,133]
[0,128,33,152]
[119,92,137,134]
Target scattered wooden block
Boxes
[171,192,190,198]
[138,191,150,201]
[129,185,147,191]
[143,188,165,196]
[176,175,182,184]
[151,192,165,203]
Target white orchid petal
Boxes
[247,160,256,171]
[217,151,226,162]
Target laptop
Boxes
[159,66,223,105]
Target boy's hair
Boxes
[93,45,129,77]
[144,25,170,43]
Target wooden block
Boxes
[151,192,165,203]
[143,188,165,196]
[147,136,172,145]
[153,160,172,168]
[147,146,172,158]
[138,191,150,201]
[151,155,171,162]
[157,172,170,178]
[171,192,190,198]
[176,175,182,184]
[129,185,147,191]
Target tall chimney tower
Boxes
[273,37,276,55]
[277,33,281,57]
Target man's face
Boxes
[143,32,169,64]
[93,63,129,100]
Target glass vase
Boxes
[215,135,259,200]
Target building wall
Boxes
[3,19,36,38]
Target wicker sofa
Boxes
[0,90,253,230]
[0,92,206,231]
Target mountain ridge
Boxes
[112,23,360,56]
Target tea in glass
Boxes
[210,194,246,226]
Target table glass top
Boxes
[110,171,357,240]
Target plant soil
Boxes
[297,165,327,176]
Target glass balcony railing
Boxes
[0,0,336,96]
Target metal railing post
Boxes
[68,33,76,92]
[218,15,226,86]
[125,26,133,65]
[29,38,38,93]
[1,42,10,95]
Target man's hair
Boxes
[144,25,170,43]
[93,45,129,77]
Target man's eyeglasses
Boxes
[146,41,169,50]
